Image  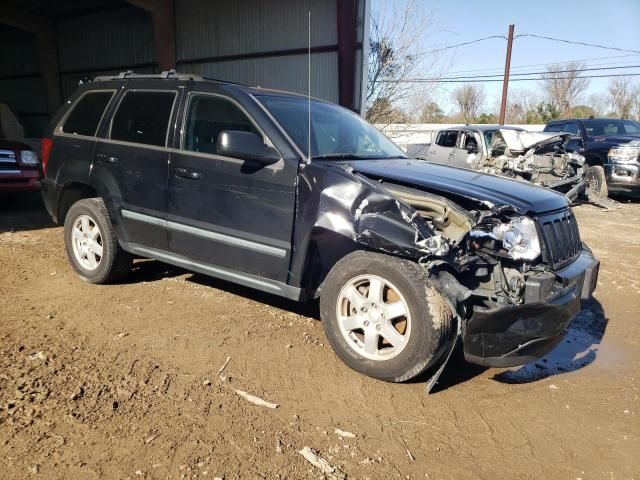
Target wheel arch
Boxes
[56,182,99,224]
[299,227,362,299]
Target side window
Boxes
[462,132,478,150]
[545,123,564,133]
[183,95,259,155]
[435,131,458,148]
[111,91,176,147]
[62,91,114,136]
[563,122,579,135]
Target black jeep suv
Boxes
[41,71,599,386]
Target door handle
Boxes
[449,152,457,156]
[174,167,201,180]
[96,153,118,164]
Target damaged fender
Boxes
[288,162,455,296]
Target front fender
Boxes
[289,162,442,293]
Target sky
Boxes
[373,0,640,113]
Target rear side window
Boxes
[183,94,259,155]
[435,131,458,148]
[62,91,114,136]
[111,91,176,147]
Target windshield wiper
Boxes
[310,153,407,160]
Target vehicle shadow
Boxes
[122,258,189,284]
[0,192,55,233]
[492,298,608,384]
[184,272,321,319]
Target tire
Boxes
[584,165,608,198]
[320,251,453,383]
[63,198,132,284]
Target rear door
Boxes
[48,88,117,195]
[91,84,181,250]
[428,130,459,164]
[166,89,298,282]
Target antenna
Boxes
[307,10,312,162]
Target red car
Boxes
[0,139,41,193]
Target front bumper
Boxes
[0,169,41,193]
[604,161,640,191]
[463,248,599,368]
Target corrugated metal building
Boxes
[0,0,369,137]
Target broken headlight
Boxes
[471,216,541,261]
[608,145,640,164]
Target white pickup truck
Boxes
[421,124,606,202]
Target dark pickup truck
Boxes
[544,118,640,195]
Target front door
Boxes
[167,92,298,282]
[448,132,480,169]
[91,86,179,250]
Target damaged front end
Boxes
[293,161,599,391]
[481,130,588,203]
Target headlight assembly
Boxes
[608,145,640,164]
[19,150,39,166]
[471,216,541,261]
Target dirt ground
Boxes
[1,193,639,480]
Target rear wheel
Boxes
[320,251,453,382]
[64,198,132,283]
[585,165,608,198]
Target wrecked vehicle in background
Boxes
[424,125,606,203]
[40,72,599,391]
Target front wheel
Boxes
[585,165,608,198]
[320,251,453,382]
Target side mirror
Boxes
[217,131,280,164]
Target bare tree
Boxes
[452,84,485,123]
[633,85,640,121]
[501,89,540,124]
[587,93,609,117]
[607,76,635,118]
[541,62,590,115]
[366,0,448,125]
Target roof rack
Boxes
[93,70,204,82]
[93,69,246,86]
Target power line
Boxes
[415,35,506,56]
[515,34,640,55]
[383,72,640,84]
[440,54,640,76]
[418,64,640,82]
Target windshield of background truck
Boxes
[582,119,640,137]
[256,95,407,160]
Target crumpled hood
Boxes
[339,159,569,215]
[499,129,569,152]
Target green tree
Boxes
[476,113,497,124]
[418,101,445,123]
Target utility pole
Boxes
[498,24,515,125]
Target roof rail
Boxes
[93,70,205,82]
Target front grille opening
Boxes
[540,210,581,269]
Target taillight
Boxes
[41,138,53,174]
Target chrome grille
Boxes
[0,149,17,166]
[539,209,582,270]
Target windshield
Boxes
[256,95,407,160]
[581,119,640,137]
